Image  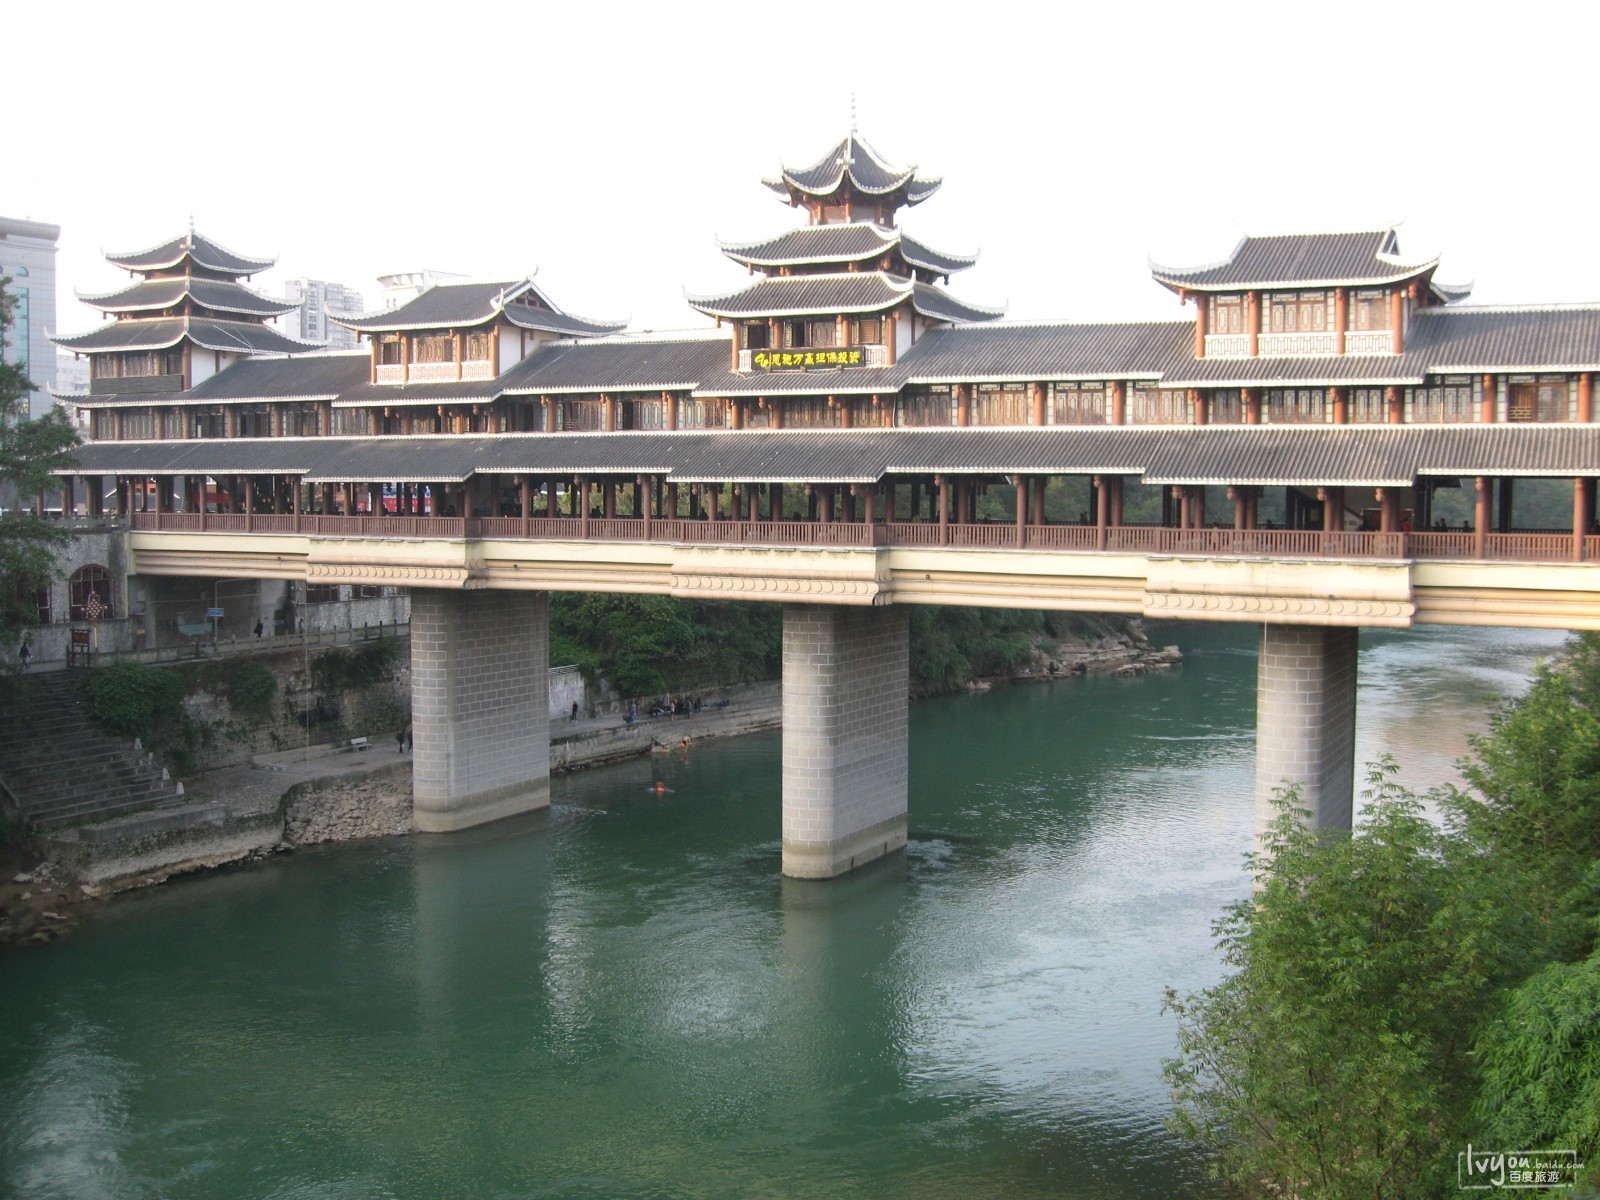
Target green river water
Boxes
[0,622,1566,1199]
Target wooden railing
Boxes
[122,512,1600,564]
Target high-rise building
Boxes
[1,217,61,418]
[281,278,366,350]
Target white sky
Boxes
[14,0,1600,339]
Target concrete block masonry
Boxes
[781,604,910,879]
[410,589,551,832]
[1254,622,1358,844]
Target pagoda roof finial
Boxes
[849,93,857,136]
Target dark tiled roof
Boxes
[1406,307,1600,372]
[898,321,1190,383]
[1161,355,1424,388]
[54,318,189,352]
[332,378,505,408]
[1151,230,1437,292]
[54,316,319,357]
[67,425,1600,487]
[499,302,627,338]
[762,134,941,204]
[104,232,276,276]
[719,223,896,267]
[688,272,912,319]
[911,283,1004,324]
[185,353,372,402]
[336,280,526,331]
[501,335,732,395]
[900,234,977,275]
[335,280,626,338]
[77,276,297,318]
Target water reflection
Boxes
[0,623,1558,1199]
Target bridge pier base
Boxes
[1254,623,1358,847]
[781,604,909,879]
[411,589,550,832]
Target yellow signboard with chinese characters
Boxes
[751,348,864,370]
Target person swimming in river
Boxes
[647,780,673,794]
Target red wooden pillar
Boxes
[956,383,971,427]
[1247,292,1260,357]
[1094,474,1109,551]
[1482,375,1497,424]
[1581,373,1594,424]
[1193,292,1208,358]
[1030,381,1046,426]
[937,475,950,545]
[1385,385,1403,425]
[1243,388,1261,425]
[578,475,590,538]
[1474,477,1491,558]
[1390,289,1405,354]
[520,477,532,538]
[1573,477,1594,562]
[1110,381,1126,426]
[1015,477,1026,547]
[1331,386,1348,425]
[1334,286,1348,355]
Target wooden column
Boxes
[1191,388,1207,425]
[1244,387,1261,425]
[1247,292,1260,357]
[956,383,971,427]
[1030,476,1046,525]
[1176,486,1191,530]
[1094,475,1109,550]
[1110,380,1126,426]
[244,478,255,531]
[1233,487,1248,531]
[1109,476,1124,527]
[1386,385,1403,425]
[1015,477,1026,547]
[578,476,590,537]
[730,400,744,430]
[1390,289,1405,355]
[1481,375,1497,424]
[225,407,237,439]
[1193,293,1208,357]
[1474,476,1490,558]
[1331,386,1348,425]
[837,396,852,429]
[937,475,950,545]
[520,477,532,538]
[1321,486,1344,533]
[1574,477,1594,562]
[641,477,652,539]
[664,391,678,432]
[1030,381,1045,426]
[113,410,125,440]
[708,484,720,522]
[1334,287,1348,355]
[667,482,679,519]
[1581,373,1594,424]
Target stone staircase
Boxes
[0,673,186,831]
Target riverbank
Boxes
[0,629,1179,947]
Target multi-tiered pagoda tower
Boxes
[55,230,315,402]
[690,133,1001,378]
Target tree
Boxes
[1164,765,1521,1199]
[0,275,78,666]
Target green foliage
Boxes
[1168,641,1600,1197]
[907,606,1044,692]
[224,659,278,718]
[551,594,698,697]
[312,637,403,692]
[1474,952,1600,1155]
[85,660,187,739]
[1166,764,1511,1198]
[0,277,78,663]
[1451,663,1600,948]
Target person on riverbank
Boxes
[17,641,30,672]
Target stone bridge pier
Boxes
[410,589,550,832]
[781,604,910,879]
[1254,623,1359,848]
